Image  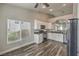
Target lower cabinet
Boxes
[47,33,63,42]
[34,34,43,44]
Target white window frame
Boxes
[7,19,22,44]
[7,19,31,44]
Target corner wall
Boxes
[0,4,49,54]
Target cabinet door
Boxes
[47,33,52,39]
[34,34,39,44]
[47,33,63,42]
[39,34,43,43]
[57,34,63,42]
[52,33,58,41]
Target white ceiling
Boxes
[7,3,73,17]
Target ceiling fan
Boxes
[34,3,50,8]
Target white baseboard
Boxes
[0,41,34,55]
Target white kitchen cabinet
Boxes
[34,34,43,44]
[47,33,52,39]
[34,20,50,29]
[47,33,63,42]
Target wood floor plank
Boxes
[56,47,63,56]
[1,40,67,56]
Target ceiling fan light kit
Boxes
[42,5,46,8]
[34,3,50,8]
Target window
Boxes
[7,19,31,44]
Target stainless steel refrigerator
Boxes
[67,18,78,56]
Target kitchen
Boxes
[0,3,78,56]
[34,14,73,44]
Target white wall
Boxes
[49,14,73,23]
[48,14,73,30]
[34,20,50,29]
[77,4,79,18]
[2,4,49,22]
[77,3,79,55]
[0,4,3,52]
[73,3,78,18]
[0,4,49,54]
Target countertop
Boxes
[34,29,66,34]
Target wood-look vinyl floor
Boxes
[1,40,67,56]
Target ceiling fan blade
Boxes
[43,3,49,7]
[34,3,39,8]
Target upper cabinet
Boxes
[34,20,51,29]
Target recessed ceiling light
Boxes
[42,5,46,8]
[49,9,53,11]
[62,4,66,7]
